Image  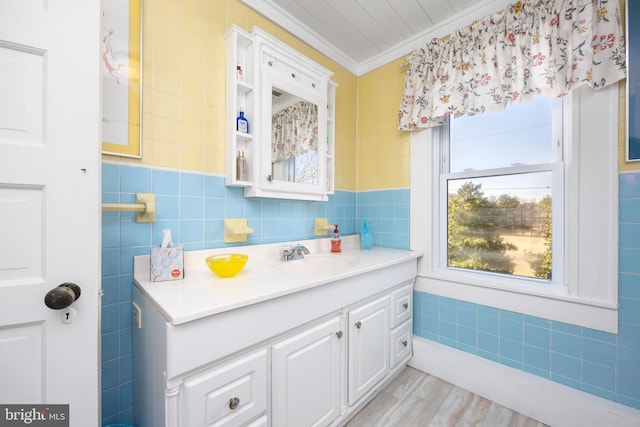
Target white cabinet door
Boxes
[348,295,390,405]
[272,316,343,427]
[182,348,267,427]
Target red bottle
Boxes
[331,224,342,253]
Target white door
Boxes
[348,295,390,405]
[0,0,101,425]
[272,316,343,427]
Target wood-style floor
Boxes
[346,366,548,427]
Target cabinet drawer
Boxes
[390,320,412,367]
[390,283,413,328]
[182,348,267,427]
[246,415,268,427]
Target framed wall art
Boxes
[627,0,640,162]
[101,0,142,158]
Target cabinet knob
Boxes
[336,331,343,339]
[355,321,362,329]
[402,302,409,309]
[229,397,240,410]
[402,340,408,347]
[266,174,273,182]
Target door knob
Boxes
[44,283,81,310]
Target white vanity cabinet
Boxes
[271,282,413,427]
[132,243,419,427]
[272,316,344,427]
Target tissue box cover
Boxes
[150,246,184,281]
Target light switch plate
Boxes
[132,302,142,329]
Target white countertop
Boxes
[133,236,422,325]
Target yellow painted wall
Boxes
[103,0,358,191]
[356,58,410,190]
[355,0,638,186]
[103,0,638,193]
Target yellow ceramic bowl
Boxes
[205,253,248,278]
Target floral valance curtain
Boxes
[398,0,626,130]
[272,100,318,162]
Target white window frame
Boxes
[411,84,619,333]
[439,97,564,290]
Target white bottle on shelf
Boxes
[236,150,248,181]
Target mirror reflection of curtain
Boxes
[272,100,318,162]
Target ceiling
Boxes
[241,0,512,76]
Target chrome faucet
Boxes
[281,244,310,261]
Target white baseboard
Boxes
[409,337,640,427]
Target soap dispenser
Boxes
[331,224,341,253]
[360,220,373,250]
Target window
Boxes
[442,96,562,284]
[411,85,619,333]
[294,150,318,184]
[271,150,318,184]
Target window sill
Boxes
[415,272,618,333]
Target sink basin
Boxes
[278,255,357,275]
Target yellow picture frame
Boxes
[101,0,142,158]
[627,0,640,162]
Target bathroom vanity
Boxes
[132,236,420,427]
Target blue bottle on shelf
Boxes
[236,108,249,133]
[360,220,373,250]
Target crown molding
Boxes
[356,0,513,75]
[240,0,360,75]
[242,0,512,77]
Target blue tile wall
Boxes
[413,172,640,410]
[103,162,640,419]
[356,189,411,249]
[100,163,410,424]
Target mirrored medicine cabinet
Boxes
[225,25,336,201]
